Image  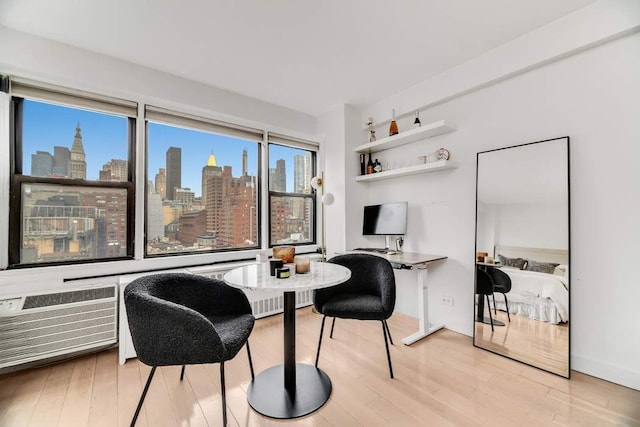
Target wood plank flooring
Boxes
[1,307,639,426]
[474,308,569,377]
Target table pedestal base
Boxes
[247,363,332,419]
[476,316,506,326]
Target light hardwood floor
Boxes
[1,307,639,426]
[475,307,569,377]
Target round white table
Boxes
[224,261,350,419]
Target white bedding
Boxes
[500,267,569,322]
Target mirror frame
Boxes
[473,136,571,378]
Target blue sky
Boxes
[22,100,301,196]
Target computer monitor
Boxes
[362,202,408,236]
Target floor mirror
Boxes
[474,136,570,377]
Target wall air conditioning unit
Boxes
[0,279,119,371]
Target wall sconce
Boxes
[310,171,334,261]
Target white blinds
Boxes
[268,132,319,152]
[10,78,137,118]
[145,105,264,141]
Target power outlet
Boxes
[441,296,454,307]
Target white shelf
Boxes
[355,120,455,154]
[355,160,457,182]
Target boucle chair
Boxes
[313,253,396,378]
[124,273,254,426]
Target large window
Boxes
[268,136,317,246]
[145,107,262,256]
[5,78,319,268]
[8,79,136,267]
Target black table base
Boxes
[246,363,332,419]
[476,316,506,326]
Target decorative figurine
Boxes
[366,117,377,142]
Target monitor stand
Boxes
[384,235,392,251]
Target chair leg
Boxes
[315,315,327,368]
[180,365,186,381]
[381,321,394,379]
[131,366,156,427]
[383,319,394,345]
[486,295,494,332]
[492,294,497,315]
[246,341,255,381]
[329,317,336,338]
[220,362,227,427]
[504,294,511,322]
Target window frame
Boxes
[144,106,264,258]
[267,139,318,248]
[7,89,137,269]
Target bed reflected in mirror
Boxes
[474,137,570,377]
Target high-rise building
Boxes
[99,159,128,182]
[202,153,221,207]
[147,193,164,240]
[165,147,181,200]
[155,168,166,199]
[270,158,286,192]
[292,152,313,225]
[53,146,71,177]
[242,149,248,176]
[69,124,87,180]
[174,188,195,204]
[178,210,207,246]
[293,152,312,193]
[31,151,53,177]
[204,166,233,239]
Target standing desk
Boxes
[352,251,447,345]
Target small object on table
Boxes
[294,256,310,274]
[276,267,290,279]
[269,259,284,276]
[284,263,296,277]
[273,245,295,263]
[476,251,489,262]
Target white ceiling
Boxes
[0,0,597,116]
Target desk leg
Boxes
[402,267,444,345]
[246,291,332,419]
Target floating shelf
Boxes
[355,160,457,182]
[355,120,455,154]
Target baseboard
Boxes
[572,354,640,391]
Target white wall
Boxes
[349,1,640,390]
[495,202,568,250]
[0,26,315,134]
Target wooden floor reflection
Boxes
[475,306,569,377]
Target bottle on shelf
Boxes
[373,158,382,173]
[413,110,421,127]
[360,154,366,175]
[366,153,374,174]
[389,108,399,136]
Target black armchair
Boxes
[486,267,512,322]
[313,253,396,378]
[124,273,255,426]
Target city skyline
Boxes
[22,99,303,195]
